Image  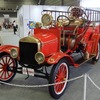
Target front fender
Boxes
[0,45,18,54]
[47,52,74,65]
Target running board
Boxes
[75,55,95,67]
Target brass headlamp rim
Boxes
[35,52,45,64]
[10,48,18,58]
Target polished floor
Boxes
[0,30,100,100]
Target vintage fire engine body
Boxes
[0,6,100,99]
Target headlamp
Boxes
[35,52,45,64]
[10,48,18,58]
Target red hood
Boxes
[34,32,57,43]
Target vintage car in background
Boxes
[0,6,100,99]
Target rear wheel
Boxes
[92,43,99,63]
[49,59,69,99]
[0,54,17,82]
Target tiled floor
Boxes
[0,30,100,100]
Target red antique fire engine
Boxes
[0,6,100,99]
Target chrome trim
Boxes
[42,38,57,44]
[19,36,41,51]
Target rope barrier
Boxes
[0,74,100,89]
[87,74,100,90]
[0,74,84,88]
[0,73,100,100]
[83,73,87,100]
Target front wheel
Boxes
[49,58,69,99]
[0,54,17,82]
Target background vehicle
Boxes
[0,6,100,99]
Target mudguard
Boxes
[47,52,75,66]
[0,45,18,54]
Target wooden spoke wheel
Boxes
[0,54,17,82]
[49,59,69,99]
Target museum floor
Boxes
[0,30,100,100]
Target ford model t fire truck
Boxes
[0,6,100,99]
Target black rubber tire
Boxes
[92,43,99,63]
[0,54,17,82]
[48,58,69,99]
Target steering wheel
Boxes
[57,15,70,26]
[68,6,88,20]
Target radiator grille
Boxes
[19,42,38,65]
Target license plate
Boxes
[22,67,34,76]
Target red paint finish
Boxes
[85,41,93,54]
[0,45,18,54]
[91,33,100,54]
[41,38,58,56]
[34,28,61,56]
[47,52,74,65]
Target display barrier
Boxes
[0,74,100,100]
